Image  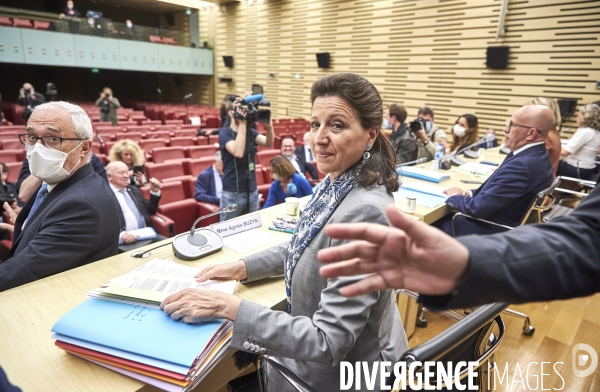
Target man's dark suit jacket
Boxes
[0,164,120,291]
[440,143,553,236]
[194,166,219,205]
[116,185,160,232]
[423,181,600,310]
[289,150,318,180]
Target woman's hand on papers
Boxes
[195,260,248,283]
[160,288,242,322]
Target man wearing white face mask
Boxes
[0,101,120,291]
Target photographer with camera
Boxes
[95,87,121,126]
[408,106,448,161]
[218,98,273,221]
[18,83,45,122]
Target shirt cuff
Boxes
[150,190,161,197]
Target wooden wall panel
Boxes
[199,0,600,139]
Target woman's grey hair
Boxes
[579,104,600,131]
[32,101,94,140]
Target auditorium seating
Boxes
[6,162,21,183]
[169,136,197,147]
[139,139,167,152]
[13,18,33,29]
[0,151,18,163]
[185,145,217,159]
[33,21,50,30]
[152,147,185,164]
[256,149,281,167]
[183,157,215,177]
[144,161,186,181]
[0,16,12,27]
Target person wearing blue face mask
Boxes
[386,104,417,164]
[415,106,449,159]
[0,101,120,291]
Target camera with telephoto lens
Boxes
[24,89,31,95]
[408,118,427,133]
[233,96,271,124]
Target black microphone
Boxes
[395,157,427,168]
[188,204,237,244]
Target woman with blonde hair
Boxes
[529,97,562,174]
[557,104,600,180]
[263,155,313,208]
[108,139,147,186]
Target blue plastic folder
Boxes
[51,298,224,368]
[397,167,450,183]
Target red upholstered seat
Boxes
[152,147,185,164]
[183,157,215,177]
[144,161,185,181]
[184,145,218,159]
[256,149,281,167]
[169,136,197,147]
[13,18,33,29]
[0,151,17,162]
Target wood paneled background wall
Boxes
[199,0,600,139]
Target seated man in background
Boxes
[0,163,17,199]
[435,104,555,236]
[0,101,120,291]
[193,151,223,205]
[280,135,318,181]
[106,161,166,252]
[386,103,416,164]
[15,154,107,204]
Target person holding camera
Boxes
[385,103,417,164]
[18,83,45,122]
[412,106,448,160]
[95,87,120,126]
[218,100,274,221]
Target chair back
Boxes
[519,176,561,225]
[395,303,507,392]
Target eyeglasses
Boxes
[506,121,542,134]
[18,134,85,149]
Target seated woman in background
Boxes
[450,114,479,154]
[529,97,562,175]
[557,104,600,180]
[160,72,408,392]
[263,155,313,208]
[108,139,147,186]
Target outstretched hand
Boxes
[318,204,470,297]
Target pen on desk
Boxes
[269,227,294,234]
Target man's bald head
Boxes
[504,105,553,151]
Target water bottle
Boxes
[431,143,444,170]
[486,132,495,149]
[434,143,444,160]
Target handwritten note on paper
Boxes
[222,228,287,253]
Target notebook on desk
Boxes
[397,167,450,183]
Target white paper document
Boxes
[222,228,286,253]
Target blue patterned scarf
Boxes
[284,169,357,312]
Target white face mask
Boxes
[26,142,82,183]
[126,22,132,28]
[453,124,466,137]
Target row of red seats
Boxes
[0,16,49,30]
[149,35,179,46]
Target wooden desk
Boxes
[394,147,506,224]
[0,205,294,392]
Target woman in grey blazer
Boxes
[160,73,409,391]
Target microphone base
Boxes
[172,228,224,261]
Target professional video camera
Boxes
[408,118,427,133]
[233,94,271,124]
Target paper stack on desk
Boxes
[397,167,450,183]
[53,259,237,391]
[452,162,497,179]
[52,299,232,392]
[87,258,236,308]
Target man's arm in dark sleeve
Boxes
[421,184,600,309]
